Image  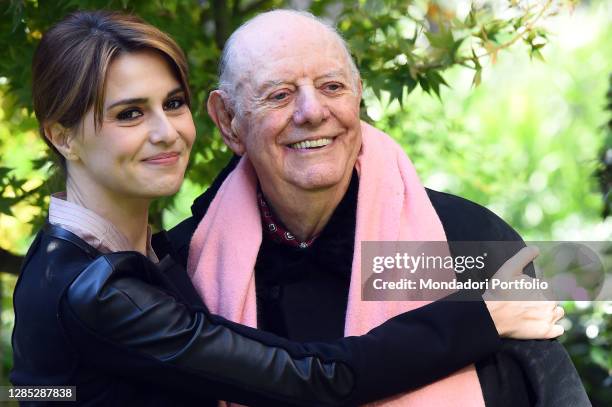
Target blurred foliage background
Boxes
[0,0,610,405]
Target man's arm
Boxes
[427,189,590,406]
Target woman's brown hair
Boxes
[32,10,191,170]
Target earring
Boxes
[64,151,79,161]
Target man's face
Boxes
[231,20,362,193]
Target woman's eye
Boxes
[116,109,143,121]
[164,98,185,110]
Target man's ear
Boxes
[43,123,80,162]
[207,90,245,156]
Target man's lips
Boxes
[142,152,181,164]
[287,137,334,150]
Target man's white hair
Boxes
[218,9,360,114]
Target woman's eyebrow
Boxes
[106,97,147,110]
[106,87,184,110]
[166,87,184,97]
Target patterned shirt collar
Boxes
[257,190,318,249]
[48,192,159,262]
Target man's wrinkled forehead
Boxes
[231,15,351,87]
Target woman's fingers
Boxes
[485,300,566,339]
[546,323,565,339]
[552,305,565,323]
[494,246,540,280]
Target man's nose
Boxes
[293,87,329,126]
[148,111,179,145]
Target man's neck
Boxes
[260,171,354,242]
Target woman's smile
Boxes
[141,151,182,165]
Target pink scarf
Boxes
[188,121,484,406]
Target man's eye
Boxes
[116,109,143,121]
[164,98,185,110]
[324,83,343,92]
[270,91,289,101]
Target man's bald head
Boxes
[206,8,364,211]
[218,9,360,113]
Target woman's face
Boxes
[68,50,195,201]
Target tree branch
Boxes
[412,0,554,73]
[0,247,23,276]
[232,0,241,17]
[239,0,272,17]
[473,0,553,60]
[211,0,231,50]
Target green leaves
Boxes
[425,70,448,98]
[340,0,562,107]
[0,0,573,227]
[0,166,29,217]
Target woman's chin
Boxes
[135,178,184,199]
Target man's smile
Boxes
[287,137,333,150]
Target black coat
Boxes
[162,156,590,407]
[11,223,501,406]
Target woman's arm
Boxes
[60,252,500,406]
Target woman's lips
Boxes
[142,152,180,165]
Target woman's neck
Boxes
[66,176,151,255]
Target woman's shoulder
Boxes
[13,223,108,350]
[18,224,100,289]
[11,224,107,385]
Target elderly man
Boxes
[158,9,588,406]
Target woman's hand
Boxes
[483,246,565,339]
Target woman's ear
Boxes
[43,123,79,162]
[207,90,246,156]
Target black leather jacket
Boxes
[11,223,502,406]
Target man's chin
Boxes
[286,169,350,192]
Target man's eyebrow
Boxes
[316,69,347,80]
[256,70,347,94]
[106,87,184,110]
[257,80,286,94]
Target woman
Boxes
[10,11,564,406]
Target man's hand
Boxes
[483,246,565,339]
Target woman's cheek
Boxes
[183,117,197,148]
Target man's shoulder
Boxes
[157,155,241,266]
[425,189,534,277]
[189,155,241,220]
[425,188,523,242]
